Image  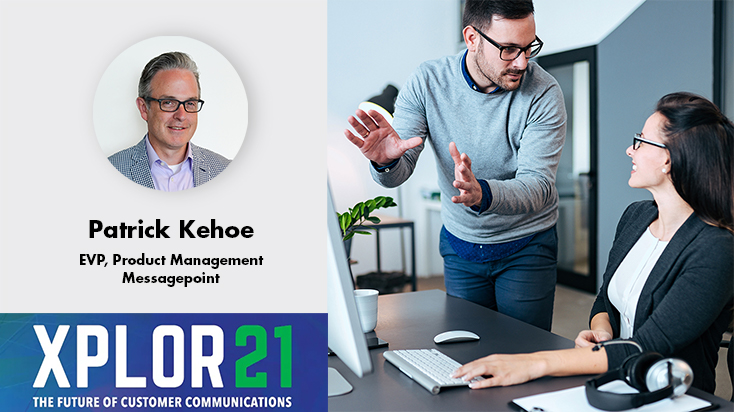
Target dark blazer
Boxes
[590,201,733,393]
[108,137,230,189]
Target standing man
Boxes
[109,51,230,191]
[344,0,566,330]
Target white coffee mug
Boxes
[353,289,379,333]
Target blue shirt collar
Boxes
[461,50,501,94]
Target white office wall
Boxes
[534,0,644,55]
[328,0,459,278]
[595,0,715,287]
[327,0,647,278]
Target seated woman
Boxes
[452,92,734,394]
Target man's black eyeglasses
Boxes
[472,26,543,61]
[633,133,667,150]
[145,98,205,113]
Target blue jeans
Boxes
[440,226,558,331]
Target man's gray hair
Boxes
[138,51,201,99]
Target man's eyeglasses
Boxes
[472,26,543,61]
[633,133,667,150]
[145,98,204,113]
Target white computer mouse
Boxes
[433,330,480,344]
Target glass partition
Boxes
[537,46,597,293]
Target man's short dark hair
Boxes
[462,0,535,32]
[138,51,201,99]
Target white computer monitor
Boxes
[327,182,372,396]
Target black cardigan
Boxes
[590,201,733,393]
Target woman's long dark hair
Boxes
[655,92,734,233]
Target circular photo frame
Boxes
[94,36,247,190]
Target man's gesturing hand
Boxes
[344,109,422,166]
[450,142,482,208]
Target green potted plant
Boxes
[338,196,397,256]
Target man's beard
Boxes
[473,47,525,91]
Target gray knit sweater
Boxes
[371,51,566,244]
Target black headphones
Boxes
[585,341,694,411]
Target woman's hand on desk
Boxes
[575,313,613,348]
[574,329,612,348]
[451,348,609,389]
[450,353,549,389]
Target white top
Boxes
[608,227,669,338]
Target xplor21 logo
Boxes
[32,324,292,389]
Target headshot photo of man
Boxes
[108,51,231,191]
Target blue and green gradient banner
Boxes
[0,313,326,410]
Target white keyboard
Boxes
[383,349,484,394]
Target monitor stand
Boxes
[328,332,388,356]
[328,332,387,397]
[328,367,353,397]
[365,332,388,349]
